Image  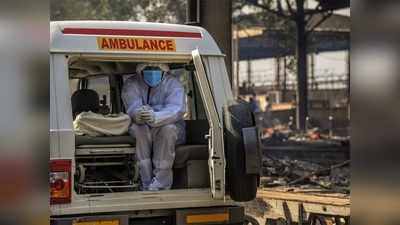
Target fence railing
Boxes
[239,73,349,90]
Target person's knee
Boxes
[129,124,150,138]
[158,124,178,140]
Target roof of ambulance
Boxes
[50,21,222,55]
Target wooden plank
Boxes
[262,199,349,222]
[256,188,350,222]
[257,189,350,207]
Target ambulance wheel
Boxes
[243,215,260,225]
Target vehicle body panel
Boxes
[50,21,236,217]
[50,21,222,56]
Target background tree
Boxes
[233,0,349,130]
[233,0,298,75]
[50,0,186,23]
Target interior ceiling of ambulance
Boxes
[69,58,190,78]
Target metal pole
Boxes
[186,0,200,25]
[247,59,252,87]
[310,53,315,90]
[233,24,240,98]
[295,0,308,131]
[198,0,233,82]
[282,56,287,102]
[346,50,350,120]
[276,57,281,90]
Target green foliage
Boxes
[50,0,186,23]
[138,0,186,23]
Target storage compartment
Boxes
[73,120,210,194]
[74,151,139,194]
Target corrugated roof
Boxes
[235,13,350,34]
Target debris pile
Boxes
[261,127,350,146]
[257,113,350,146]
[260,157,350,194]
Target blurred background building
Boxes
[233,2,350,135]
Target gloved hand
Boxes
[135,110,146,124]
[141,108,155,124]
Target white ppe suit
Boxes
[122,69,186,190]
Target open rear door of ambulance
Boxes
[191,49,225,200]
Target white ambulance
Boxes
[50,21,260,225]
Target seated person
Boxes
[122,63,186,191]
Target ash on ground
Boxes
[261,156,350,194]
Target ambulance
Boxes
[50,21,261,225]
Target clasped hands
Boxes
[135,105,155,124]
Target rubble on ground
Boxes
[258,115,350,146]
[257,116,350,194]
[260,156,350,194]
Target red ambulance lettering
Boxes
[97,37,176,52]
[135,39,143,50]
[150,40,159,50]
[142,40,150,50]
[109,39,119,49]
[166,40,174,51]
[119,39,127,49]
[101,38,110,49]
[159,40,166,50]
[127,39,135,49]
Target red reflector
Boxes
[52,179,65,191]
[62,28,202,38]
[50,160,71,205]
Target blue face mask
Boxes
[142,70,163,87]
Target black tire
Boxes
[265,218,287,225]
[243,215,260,225]
[224,102,259,202]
